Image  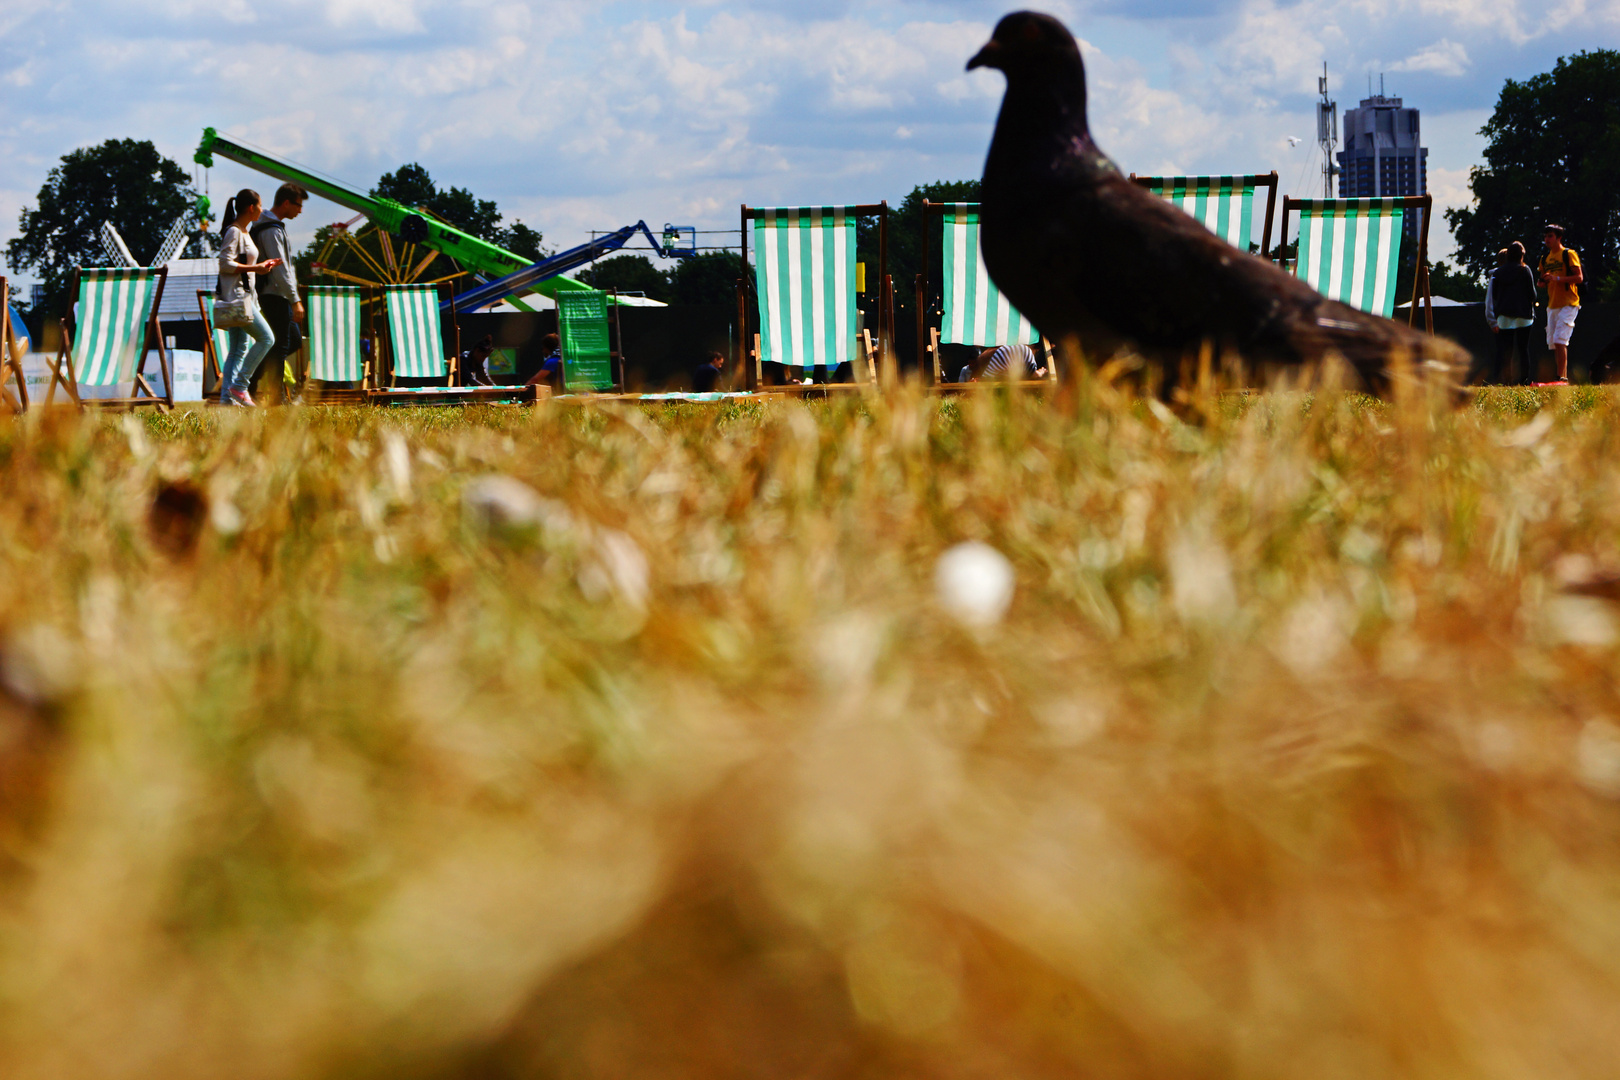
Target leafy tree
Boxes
[494,220,549,263]
[5,139,204,315]
[372,163,502,242]
[1429,260,1486,303]
[669,252,748,306]
[1446,50,1620,299]
[579,254,671,302]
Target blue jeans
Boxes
[221,308,274,398]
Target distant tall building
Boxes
[1337,84,1427,244]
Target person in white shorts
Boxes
[1539,224,1583,383]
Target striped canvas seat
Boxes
[307,287,364,382]
[198,292,231,382]
[385,285,448,380]
[1132,175,1272,252]
[70,269,163,387]
[939,203,1039,347]
[1292,198,1407,318]
[751,207,858,372]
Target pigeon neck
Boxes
[1001,69,1093,156]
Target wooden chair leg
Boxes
[860,329,877,383]
[753,334,762,389]
[930,327,941,384]
[1,333,23,414]
[154,321,173,411]
[47,323,82,408]
[0,339,24,414]
[0,311,18,413]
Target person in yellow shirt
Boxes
[1539,224,1583,383]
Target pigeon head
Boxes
[968,12,1090,135]
[968,12,1082,72]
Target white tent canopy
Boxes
[1397,296,1474,308]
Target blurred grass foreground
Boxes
[3,384,1620,1078]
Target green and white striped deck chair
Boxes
[1282,195,1430,321]
[384,284,450,382]
[1129,172,1278,256]
[746,205,877,384]
[196,291,231,387]
[930,202,1043,382]
[306,287,365,383]
[50,267,170,409]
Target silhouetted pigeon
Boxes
[968,12,1464,391]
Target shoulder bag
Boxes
[213,274,255,329]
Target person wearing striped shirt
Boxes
[959,342,1046,382]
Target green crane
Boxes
[194,127,591,306]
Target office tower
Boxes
[1337,78,1427,243]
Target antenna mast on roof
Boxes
[1317,63,1339,198]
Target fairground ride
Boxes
[196,128,664,311]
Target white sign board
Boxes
[19,350,203,403]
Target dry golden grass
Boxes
[2,381,1620,1079]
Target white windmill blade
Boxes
[98,220,139,268]
[152,212,194,266]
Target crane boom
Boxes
[194,127,594,303]
[446,221,675,313]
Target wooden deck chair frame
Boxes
[196,290,230,396]
[1,277,26,414]
[917,201,1055,388]
[1279,193,1433,332]
[1127,172,1279,259]
[370,282,536,406]
[49,266,171,411]
[737,202,889,392]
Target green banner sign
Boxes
[557,290,613,392]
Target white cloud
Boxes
[1389,40,1471,77]
[0,0,1604,290]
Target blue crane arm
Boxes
[443,222,671,313]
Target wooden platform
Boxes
[367,384,540,407]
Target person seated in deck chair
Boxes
[692,350,725,393]
[960,343,1046,382]
[526,333,563,394]
[459,334,495,387]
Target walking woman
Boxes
[1489,241,1538,386]
[216,188,281,406]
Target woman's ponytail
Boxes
[221,188,260,228]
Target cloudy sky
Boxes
[3,0,1617,288]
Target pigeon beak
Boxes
[966,41,1001,71]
